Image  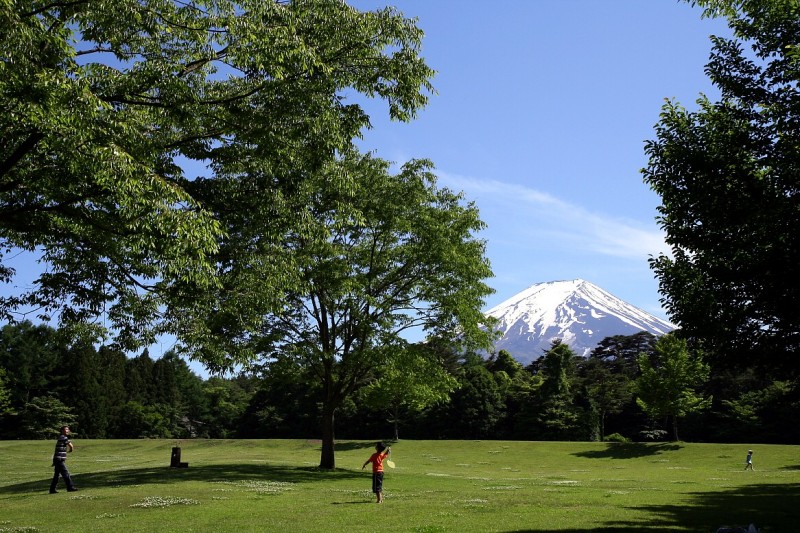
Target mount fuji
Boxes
[485,279,675,364]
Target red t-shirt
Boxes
[366,451,389,473]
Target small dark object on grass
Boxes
[170,447,189,468]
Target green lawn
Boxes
[0,439,798,532]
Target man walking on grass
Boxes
[50,425,78,493]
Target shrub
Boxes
[604,432,630,443]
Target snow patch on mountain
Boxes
[485,279,674,364]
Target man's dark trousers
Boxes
[50,460,75,492]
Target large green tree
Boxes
[218,153,494,468]
[635,333,711,441]
[643,0,800,373]
[360,343,458,440]
[1,0,433,349]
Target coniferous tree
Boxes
[0,322,60,411]
[485,350,540,439]
[163,352,209,438]
[125,351,156,405]
[97,345,129,437]
[56,338,106,438]
[532,341,582,440]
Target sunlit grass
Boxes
[1,439,798,531]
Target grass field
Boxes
[1,439,798,532]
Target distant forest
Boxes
[1,321,796,444]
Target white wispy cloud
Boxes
[437,173,671,261]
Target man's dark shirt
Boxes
[53,434,70,462]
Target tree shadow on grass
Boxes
[572,442,683,459]
[611,482,800,532]
[504,482,800,532]
[333,441,385,452]
[0,462,363,496]
[505,529,664,532]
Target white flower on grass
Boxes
[212,480,294,494]
[130,496,199,508]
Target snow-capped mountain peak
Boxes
[485,279,674,363]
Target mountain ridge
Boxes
[485,279,674,364]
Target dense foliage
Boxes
[4,322,798,444]
[644,0,800,374]
[0,321,256,439]
[1,0,433,352]
[635,334,711,441]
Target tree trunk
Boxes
[319,404,336,469]
[672,415,680,442]
[393,404,399,441]
[597,408,606,441]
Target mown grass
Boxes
[0,439,798,532]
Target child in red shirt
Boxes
[362,441,390,503]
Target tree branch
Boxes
[0,132,45,180]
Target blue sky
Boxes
[349,0,732,321]
[2,1,733,372]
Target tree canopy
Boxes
[644,0,800,373]
[1,0,434,349]
[203,152,495,468]
[635,333,711,441]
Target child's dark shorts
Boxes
[372,472,384,493]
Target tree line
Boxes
[0,321,256,439]
[3,321,797,444]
